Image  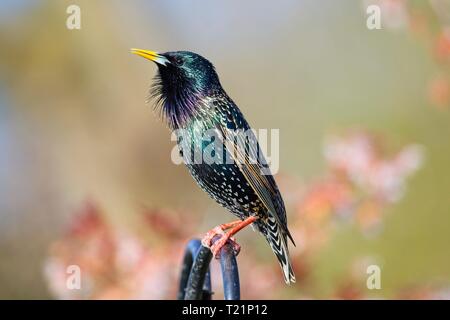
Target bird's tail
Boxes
[262,215,296,284]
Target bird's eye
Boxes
[174,57,183,66]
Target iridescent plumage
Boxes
[136,50,295,283]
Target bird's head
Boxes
[131,49,222,127]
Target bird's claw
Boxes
[201,226,225,248]
[201,227,241,258]
[210,236,241,258]
[201,216,257,258]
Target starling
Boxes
[131,49,296,284]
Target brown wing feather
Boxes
[216,124,295,245]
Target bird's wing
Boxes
[215,120,295,245]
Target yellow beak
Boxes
[130,48,170,66]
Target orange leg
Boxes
[201,215,258,258]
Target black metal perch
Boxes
[178,237,240,300]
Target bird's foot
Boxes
[211,235,241,258]
[201,226,226,248]
[201,215,258,259]
[201,225,240,258]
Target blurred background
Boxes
[0,0,450,299]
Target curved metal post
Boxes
[178,237,241,300]
[178,239,212,300]
[219,243,240,300]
